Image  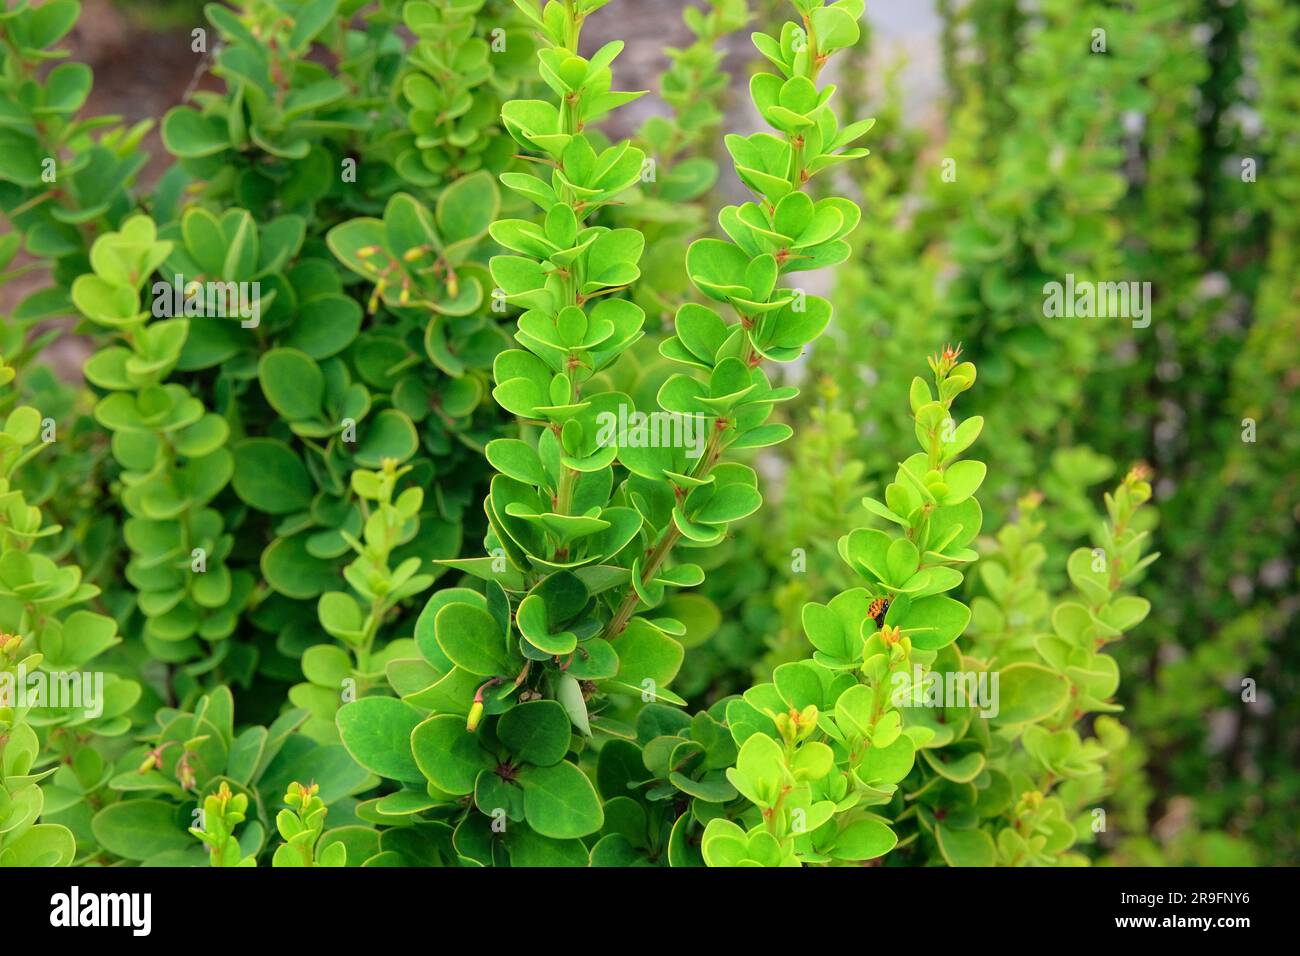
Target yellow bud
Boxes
[466,700,485,732]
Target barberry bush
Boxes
[0,0,1294,869]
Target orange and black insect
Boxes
[867,596,892,629]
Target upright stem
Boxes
[549,0,586,530]
[601,142,806,640]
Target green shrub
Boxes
[325,0,874,863]
[0,0,1294,868]
[0,402,131,866]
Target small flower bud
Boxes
[774,710,795,745]
[0,633,22,659]
[466,700,484,732]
